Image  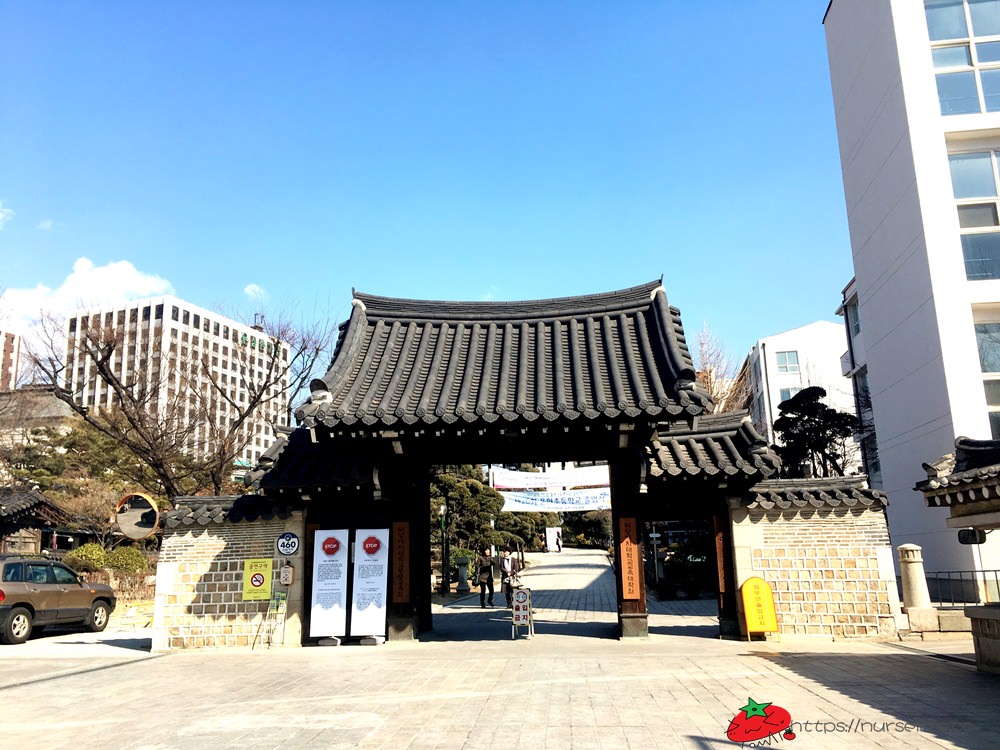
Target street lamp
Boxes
[439,504,449,595]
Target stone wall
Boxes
[731,503,900,639]
[151,512,305,650]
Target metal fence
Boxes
[923,570,1000,608]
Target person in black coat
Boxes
[500,549,521,608]
[475,548,495,608]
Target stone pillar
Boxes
[455,558,471,593]
[898,544,938,632]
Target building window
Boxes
[846,300,862,336]
[948,149,1000,279]
[171,306,179,322]
[182,310,190,325]
[926,0,1000,115]
[193,314,200,329]
[975,321,1000,437]
[778,387,801,403]
[776,351,799,373]
[129,308,138,324]
[155,304,163,320]
[142,305,151,321]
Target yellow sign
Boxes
[740,576,778,634]
[243,558,273,601]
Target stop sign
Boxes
[322,537,341,555]
[362,536,381,555]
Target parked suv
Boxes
[0,556,116,644]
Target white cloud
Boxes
[0,201,14,229]
[243,283,266,300]
[37,219,54,231]
[0,258,174,350]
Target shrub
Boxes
[106,545,148,573]
[64,543,106,572]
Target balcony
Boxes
[840,350,853,377]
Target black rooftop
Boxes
[647,412,781,481]
[295,281,713,433]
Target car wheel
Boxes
[1,607,33,645]
[88,601,110,632]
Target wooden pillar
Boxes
[386,458,431,640]
[714,497,739,637]
[610,452,648,638]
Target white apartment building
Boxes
[739,321,859,471]
[1,329,20,391]
[64,296,289,468]
[824,0,1000,572]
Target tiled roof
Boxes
[745,477,887,510]
[646,412,780,481]
[295,281,712,434]
[244,427,378,495]
[162,495,301,528]
[916,437,1000,507]
[0,486,71,525]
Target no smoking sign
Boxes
[250,573,265,588]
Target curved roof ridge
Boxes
[352,280,664,323]
[298,280,713,432]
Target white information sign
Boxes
[309,529,349,638]
[512,589,531,624]
[545,526,562,552]
[350,528,390,637]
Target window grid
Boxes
[949,148,1000,279]
[927,0,1000,115]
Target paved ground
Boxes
[2,548,996,749]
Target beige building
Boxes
[1,330,20,391]
[64,297,290,468]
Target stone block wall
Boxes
[152,512,305,650]
[731,504,900,639]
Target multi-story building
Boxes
[737,321,858,466]
[63,296,290,468]
[837,278,881,487]
[1,329,20,391]
[824,0,1000,572]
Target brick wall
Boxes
[731,504,900,639]
[152,512,305,650]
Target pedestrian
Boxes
[475,547,495,608]
[500,549,521,608]
[556,530,562,553]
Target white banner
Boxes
[310,529,349,638]
[500,487,611,512]
[490,465,610,490]
[350,528,390,637]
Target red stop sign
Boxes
[362,536,381,555]
[322,537,341,555]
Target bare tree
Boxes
[25,307,337,499]
[693,325,752,413]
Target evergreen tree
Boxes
[773,386,859,478]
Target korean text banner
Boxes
[500,487,611,511]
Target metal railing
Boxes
[924,570,1000,608]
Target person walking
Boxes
[500,549,521,608]
[475,547,495,608]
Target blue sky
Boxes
[0,1,848,361]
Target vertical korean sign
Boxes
[310,529,348,638]
[391,522,410,603]
[619,517,640,600]
[350,528,390,636]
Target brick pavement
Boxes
[1,547,996,749]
